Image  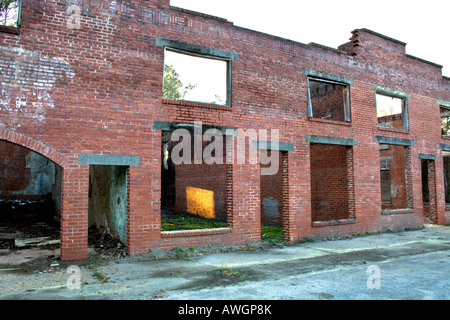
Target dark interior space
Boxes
[0,140,61,251]
[160,130,229,231]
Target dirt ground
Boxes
[0,198,127,294]
[0,222,129,296]
[0,198,270,296]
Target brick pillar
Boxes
[226,162,233,228]
[230,135,261,242]
[285,144,311,242]
[427,160,437,223]
[347,146,356,219]
[60,165,89,262]
[404,146,414,209]
[281,151,291,241]
[127,162,158,256]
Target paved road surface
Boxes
[0,225,448,302]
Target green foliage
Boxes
[162,214,284,244]
[442,117,450,136]
[174,246,187,260]
[261,225,284,244]
[212,94,226,105]
[92,270,109,283]
[0,0,17,11]
[161,214,227,231]
[163,64,196,100]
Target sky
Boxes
[165,50,228,104]
[170,0,450,77]
[0,1,19,28]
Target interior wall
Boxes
[380,145,409,210]
[309,80,346,121]
[88,165,128,243]
[422,159,437,223]
[162,132,228,221]
[260,150,283,226]
[52,165,63,219]
[0,140,55,197]
[310,144,351,221]
[444,156,450,204]
[0,140,61,220]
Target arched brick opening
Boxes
[0,128,70,258]
[0,129,69,168]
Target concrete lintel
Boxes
[78,154,140,166]
[153,120,236,135]
[375,136,415,146]
[252,141,295,152]
[372,84,410,98]
[418,153,437,161]
[302,68,354,85]
[156,37,238,61]
[305,135,357,146]
[439,143,450,152]
[438,100,450,108]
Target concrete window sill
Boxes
[312,218,356,227]
[0,26,20,35]
[307,117,352,126]
[162,99,232,111]
[377,127,410,135]
[161,227,232,238]
[382,208,414,215]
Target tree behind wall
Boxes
[0,0,19,28]
[163,64,197,100]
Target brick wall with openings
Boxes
[0,0,449,261]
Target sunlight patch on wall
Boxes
[186,187,215,219]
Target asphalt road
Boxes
[0,224,448,302]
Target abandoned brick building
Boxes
[1,0,449,262]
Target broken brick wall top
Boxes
[0,0,449,159]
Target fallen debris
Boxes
[88,225,126,258]
[15,237,61,248]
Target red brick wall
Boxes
[260,151,283,226]
[0,1,449,261]
[310,144,351,221]
[380,145,410,210]
[422,159,437,223]
[309,81,346,122]
[173,162,228,220]
[378,114,404,129]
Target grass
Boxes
[174,246,188,260]
[162,213,284,244]
[261,224,284,244]
[161,214,228,231]
[92,270,109,283]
